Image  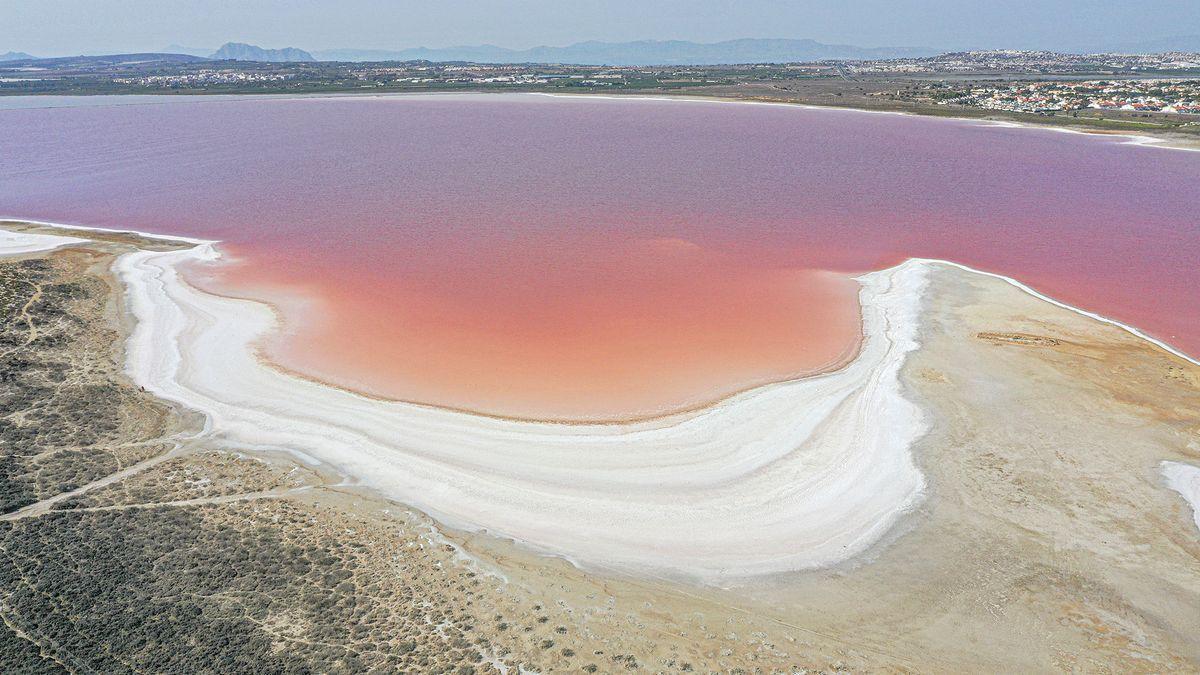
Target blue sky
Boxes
[3,0,1198,56]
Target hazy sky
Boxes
[3,0,1198,56]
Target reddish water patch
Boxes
[1,95,1197,418]
[216,235,861,419]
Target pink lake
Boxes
[1,94,1197,419]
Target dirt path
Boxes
[0,441,188,522]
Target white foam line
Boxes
[110,236,930,584]
[974,118,1200,152]
[1162,461,1200,533]
[913,258,1200,367]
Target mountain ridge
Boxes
[211,42,314,62]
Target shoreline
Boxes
[914,258,1200,368]
[1162,461,1200,533]
[4,220,1199,670]
[531,91,1200,153]
[1,220,933,583]
[8,214,1197,374]
[0,226,89,255]
[7,216,872,426]
[3,218,1198,586]
[257,324,867,427]
[6,89,1198,153]
[120,238,931,583]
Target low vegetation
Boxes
[0,238,864,673]
[0,254,176,514]
[0,243,663,673]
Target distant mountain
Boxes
[313,38,940,65]
[0,51,36,62]
[211,42,314,62]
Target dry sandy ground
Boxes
[1,226,1197,672]
[732,264,1200,670]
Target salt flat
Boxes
[1163,461,1200,532]
[0,228,85,256]
[114,238,929,583]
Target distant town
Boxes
[907,79,1200,115]
[843,50,1200,74]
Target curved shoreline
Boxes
[4,218,1198,585]
[119,240,929,583]
[9,215,1197,370]
[258,325,867,427]
[915,257,1200,368]
[6,224,1200,670]
[6,216,866,424]
[0,222,931,582]
[1162,461,1200,533]
[0,226,88,255]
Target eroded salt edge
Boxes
[1162,462,1200,533]
[0,228,87,256]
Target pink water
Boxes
[2,94,1197,419]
